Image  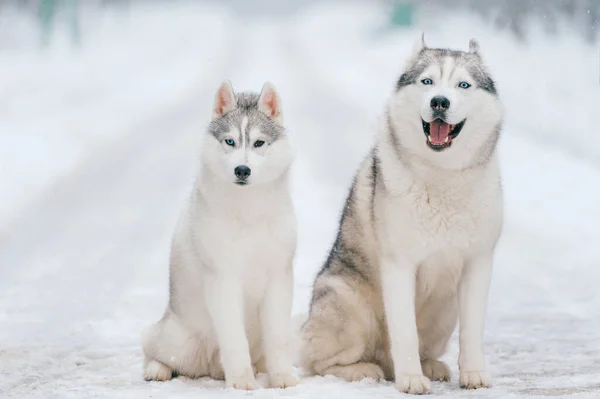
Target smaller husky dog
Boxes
[300,35,504,394]
[141,81,298,390]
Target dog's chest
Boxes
[386,181,498,257]
[415,185,478,239]
[199,207,295,293]
[239,220,295,303]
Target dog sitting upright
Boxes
[142,81,298,390]
[300,35,504,394]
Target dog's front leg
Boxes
[458,253,493,389]
[260,263,299,388]
[205,274,259,390]
[381,256,431,395]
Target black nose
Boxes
[430,96,450,111]
[234,165,251,180]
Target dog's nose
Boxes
[430,96,450,111]
[234,165,251,180]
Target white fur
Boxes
[141,82,298,390]
[300,38,504,395]
[379,40,504,393]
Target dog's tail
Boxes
[290,312,309,367]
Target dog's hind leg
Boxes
[304,317,384,382]
[321,362,385,382]
[141,311,216,381]
[143,357,173,381]
[300,277,384,382]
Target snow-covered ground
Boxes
[1,1,599,398]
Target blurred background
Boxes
[0,1,599,397]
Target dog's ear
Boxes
[409,32,427,58]
[468,38,480,55]
[403,32,427,71]
[212,80,236,119]
[258,81,283,124]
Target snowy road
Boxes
[1,3,600,398]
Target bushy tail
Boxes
[290,312,309,367]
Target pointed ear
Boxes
[212,80,236,119]
[403,32,427,70]
[410,32,426,57]
[258,81,283,124]
[468,38,480,55]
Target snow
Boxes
[1,1,599,398]
[0,2,235,227]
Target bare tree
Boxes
[420,0,598,42]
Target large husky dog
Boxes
[142,81,298,390]
[300,35,504,394]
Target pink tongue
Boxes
[430,121,451,144]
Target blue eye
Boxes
[254,140,265,148]
[421,78,433,85]
[458,81,471,89]
[225,139,235,146]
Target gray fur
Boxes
[468,39,480,54]
[309,285,334,310]
[142,81,298,389]
[300,38,505,392]
[473,123,503,167]
[314,150,378,288]
[208,92,285,146]
[395,61,429,90]
[369,148,380,224]
[386,112,404,162]
[396,48,497,95]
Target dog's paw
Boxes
[348,363,385,381]
[226,369,261,390]
[269,372,299,388]
[144,359,173,381]
[253,357,268,375]
[421,359,451,382]
[459,370,491,389]
[322,362,385,382]
[395,373,431,395]
[209,365,225,380]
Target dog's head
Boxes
[389,34,504,169]
[202,81,292,186]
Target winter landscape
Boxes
[0,1,599,398]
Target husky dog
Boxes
[300,35,504,394]
[141,81,299,390]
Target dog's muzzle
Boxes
[421,118,466,152]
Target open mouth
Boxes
[422,118,466,152]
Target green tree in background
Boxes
[39,0,80,48]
